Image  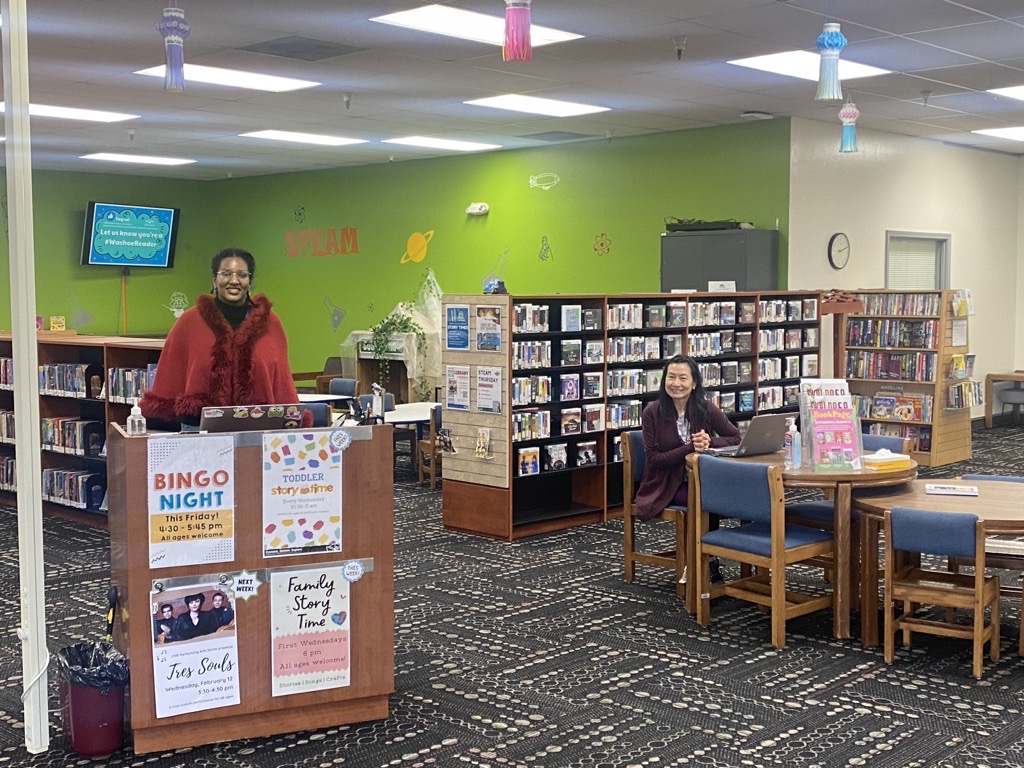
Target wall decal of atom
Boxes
[593,233,611,255]
[401,230,434,264]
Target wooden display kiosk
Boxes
[107,423,395,753]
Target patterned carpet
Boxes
[1,424,1023,767]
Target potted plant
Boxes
[367,304,427,395]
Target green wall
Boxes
[2,119,791,372]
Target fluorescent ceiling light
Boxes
[370,4,581,47]
[987,86,1024,103]
[0,102,138,122]
[80,153,196,166]
[972,127,1024,141]
[240,130,367,147]
[465,94,609,117]
[383,136,501,151]
[728,51,889,81]
[134,64,319,93]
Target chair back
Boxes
[303,402,331,427]
[961,473,1024,483]
[696,454,774,523]
[428,404,442,439]
[862,434,910,454]
[323,356,343,376]
[888,506,978,559]
[329,377,358,398]
[358,392,395,413]
[624,430,645,483]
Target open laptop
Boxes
[199,403,305,433]
[705,413,790,458]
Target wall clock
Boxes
[828,232,850,270]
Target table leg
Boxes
[860,514,881,647]
[684,480,698,614]
[985,375,994,428]
[832,483,852,639]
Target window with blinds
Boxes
[886,232,949,290]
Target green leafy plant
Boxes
[367,303,427,394]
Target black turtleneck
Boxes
[215,296,250,328]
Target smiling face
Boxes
[663,361,695,405]
[212,595,223,608]
[187,597,202,611]
[212,255,251,306]
[161,606,173,618]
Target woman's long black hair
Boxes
[656,355,708,424]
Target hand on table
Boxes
[691,429,712,452]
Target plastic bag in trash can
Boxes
[55,641,129,690]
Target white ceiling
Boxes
[6,0,1024,180]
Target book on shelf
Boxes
[735,332,752,354]
[948,353,976,380]
[719,329,735,352]
[543,443,568,471]
[783,384,800,406]
[582,307,603,331]
[803,328,819,348]
[560,339,582,366]
[719,391,736,414]
[645,369,662,392]
[784,355,800,379]
[892,393,931,422]
[437,428,456,453]
[584,340,604,365]
[560,407,582,436]
[646,304,666,328]
[720,361,738,385]
[787,300,802,321]
[662,333,683,358]
[737,361,753,384]
[582,371,603,399]
[870,395,896,419]
[802,298,818,321]
[738,390,755,412]
[576,440,599,466]
[739,302,756,323]
[583,403,604,432]
[561,304,582,333]
[644,336,660,361]
[560,374,580,401]
[801,354,819,377]
[611,434,623,463]
[667,301,687,327]
[517,446,541,476]
[720,302,736,325]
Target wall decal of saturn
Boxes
[400,229,434,264]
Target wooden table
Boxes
[985,372,1024,428]
[854,478,1024,646]
[685,451,917,640]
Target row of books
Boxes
[700,360,753,387]
[512,372,605,404]
[947,380,984,409]
[0,357,12,389]
[853,392,934,422]
[948,353,977,380]
[607,401,642,430]
[559,304,602,333]
[512,404,607,441]
[0,455,14,492]
[513,302,550,333]
[864,422,932,452]
[41,467,106,511]
[855,292,941,316]
[40,417,105,457]
[38,362,104,399]
[844,350,936,382]
[688,301,741,327]
[844,318,938,350]
[108,365,157,404]
[0,410,13,443]
[759,298,818,323]
[517,440,601,476]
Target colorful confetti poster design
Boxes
[262,430,343,558]
[270,567,350,697]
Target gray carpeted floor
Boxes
[1,424,1023,767]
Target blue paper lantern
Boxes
[815,22,847,102]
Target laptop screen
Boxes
[199,403,305,433]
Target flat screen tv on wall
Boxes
[80,201,180,268]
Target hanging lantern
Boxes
[157,8,190,92]
[503,0,532,62]
[839,101,860,153]
[814,22,846,101]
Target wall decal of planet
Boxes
[400,230,434,263]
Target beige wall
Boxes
[787,117,1023,418]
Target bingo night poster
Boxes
[262,430,344,558]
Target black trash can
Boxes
[55,641,129,757]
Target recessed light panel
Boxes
[134,64,319,92]
[987,86,1024,103]
[240,130,367,146]
[80,153,196,166]
[0,102,138,122]
[973,127,1024,141]
[370,4,581,47]
[728,51,889,81]
[465,94,609,117]
[384,136,501,151]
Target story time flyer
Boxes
[147,435,235,569]
[262,429,344,558]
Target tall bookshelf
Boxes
[837,289,973,467]
[440,291,821,540]
[0,332,163,527]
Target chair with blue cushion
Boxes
[693,454,834,648]
[622,430,685,598]
[303,402,331,427]
[884,506,1000,678]
[358,393,415,465]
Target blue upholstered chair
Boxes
[621,430,686,598]
[303,402,331,427]
[329,377,359,399]
[883,506,1000,678]
[693,454,834,649]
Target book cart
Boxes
[107,423,395,752]
[440,291,821,540]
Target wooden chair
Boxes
[417,405,443,490]
[621,430,686,598]
[314,356,345,393]
[884,506,1000,678]
[948,473,1024,654]
[693,454,834,649]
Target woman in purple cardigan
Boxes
[634,355,740,581]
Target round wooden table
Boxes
[854,478,1024,646]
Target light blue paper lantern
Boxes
[815,22,847,101]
